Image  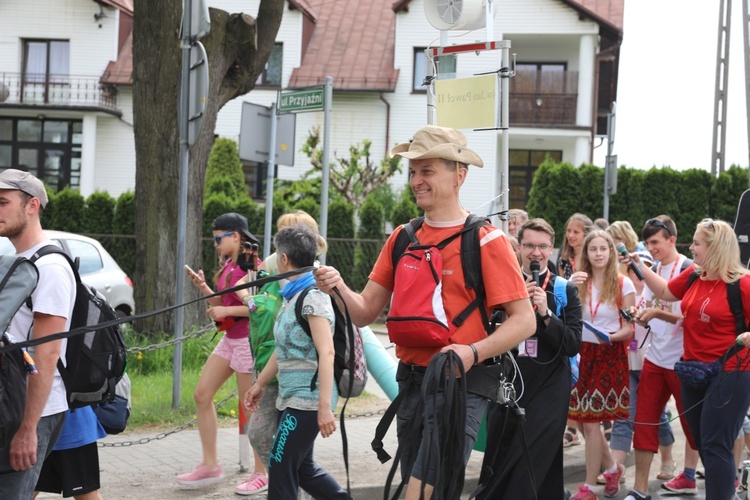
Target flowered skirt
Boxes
[569,341,629,422]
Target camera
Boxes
[620,308,634,322]
[243,242,259,251]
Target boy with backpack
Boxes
[0,169,76,498]
[314,125,535,499]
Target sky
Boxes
[591,0,749,172]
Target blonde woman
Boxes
[569,230,635,500]
[627,219,750,500]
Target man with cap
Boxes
[0,169,76,498]
[314,125,535,499]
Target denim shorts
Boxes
[212,335,254,373]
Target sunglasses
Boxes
[703,218,714,229]
[214,231,235,245]
[646,218,673,237]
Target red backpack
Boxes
[387,215,490,347]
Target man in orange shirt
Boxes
[314,125,535,499]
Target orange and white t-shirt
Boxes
[369,217,528,366]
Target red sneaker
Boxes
[661,472,698,495]
[602,462,624,497]
[571,484,599,500]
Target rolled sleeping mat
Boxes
[360,325,399,401]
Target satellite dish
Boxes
[424,0,493,31]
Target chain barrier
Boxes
[99,389,238,447]
[126,322,215,354]
[103,321,388,447]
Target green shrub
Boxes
[293,197,320,222]
[205,138,246,199]
[326,199,355,282]
[49,188,85,232]
[352,198,385,292]
[390,186,420,227]
[112,191,136,276]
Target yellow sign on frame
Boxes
[435,74,496,129]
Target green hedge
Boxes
[527,163,750,246]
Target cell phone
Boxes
[184,264,198,276]
[619,308,634,322]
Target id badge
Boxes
[628,339,638,352]
[518,339,538,358]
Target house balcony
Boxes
[510,69,579,127]
[0,73,119,113]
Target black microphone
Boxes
[530,260,541,287]
[615,242,645,281]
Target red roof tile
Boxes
[98,0,133,16]
[393,0,623,36]
[100,28,133,85]
[288,0,399,91]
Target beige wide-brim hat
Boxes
[389,125,484,167]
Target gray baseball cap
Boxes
[0,169,49,208]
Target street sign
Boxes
[239,101,296,166]
[278,88,324,113]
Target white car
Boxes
[0,230,135,317]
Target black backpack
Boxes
[30,245,127,410]
[0,255,39,448]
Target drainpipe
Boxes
[379,93,391,156]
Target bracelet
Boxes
[469,343,479,366]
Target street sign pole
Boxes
[319,77,333,264]
[263,102,277,259]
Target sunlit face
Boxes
[508,219,518,237]
[519,228,554,273]
[566,222,585,251]
[689,231,708,266]
[645,231,675,262]
[213,229,239,257]
[587,236,611,270]
[0,190,30,239]
[408,158,462,212]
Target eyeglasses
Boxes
[214,231,235,245]
[521,243,552,252]
[646,218,673,236]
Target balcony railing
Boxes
[510,69,579,126]
[0,73,118,111]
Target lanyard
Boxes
[588,281,603,321]
[540,271,551,291]
[654,259,680,309]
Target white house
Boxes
[0,0,623,211]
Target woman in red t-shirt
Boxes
[628,218,750,500]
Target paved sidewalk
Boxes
[40,328,711,499]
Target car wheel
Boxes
[115,307,131,319]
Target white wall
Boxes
[95,88,136,197]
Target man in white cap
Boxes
[0,169,76,498]
[314,125,535,499]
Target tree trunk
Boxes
[132,0,284,334]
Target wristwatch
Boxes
[539,310,551,321]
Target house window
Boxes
[22,40,70,104]
[509,149,562,208]
[243,161,278,200]
[413,48,456,93]
[256,43,283,88]
[0,117,82,191]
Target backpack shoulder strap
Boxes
[453,215,492,333]
[686,271,700,290]
[726,280,746,336]
[30,245,82,283]
[553,276,569,316]
[680,257,694,272]
[294,285,317,337]
[391,217,425,269]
